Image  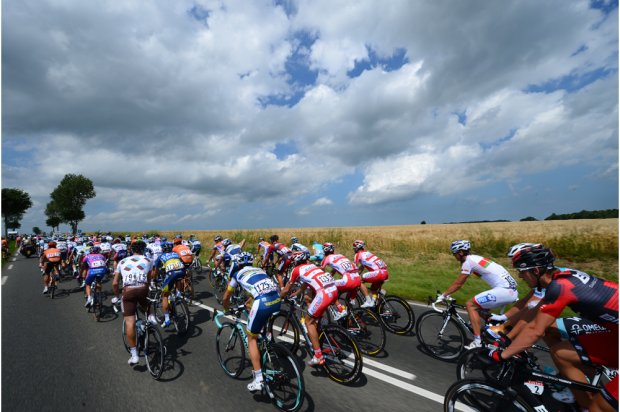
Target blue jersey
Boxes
[155,252,185,274]
[229,266,279,299]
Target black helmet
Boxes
[270,234,279,243]
[214,235,223,242]
[161,242,173,253]
[323,243,335,255]
[512,245,555,271]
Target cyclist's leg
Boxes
[470,287,517,340]
[591,374,618,412]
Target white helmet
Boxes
[450,240,471,254]
[507,243,543,258]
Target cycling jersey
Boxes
[146,242,162,261]
[155,252,186,293]
[100,242,112,253]
[289,263,338,319]
[43,248,62,263]
[173,244,194,265]
[83,253,108,284]
[229,266,279,299]
[354,250,387,272]
[290,242,309,253]
[460,255,517,290]
[309,242,324,263]
[115,255,153,287]
[189,240,201,254]
[321,254,361,299]
[257,241,273,264]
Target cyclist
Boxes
[221,252,281,392]
[152,242,186,327]
[145,238,163,262]
[188,234,202,258]
[320,242,357,320]
[99,237,112,261]
[290,236,309,253]
[352,240,389,308]
[81,246,108,307]
[437,240,518,349]
[207,235,226,273]
[268,235,293,288]
[40,241,62,294]
[111,240,155,366]
[280,250,338,366]
[256,237,273,268]
[173,238,195,268]
[111,238,128,271]
[1,237,8,259]
[309,240,324,264]
[490,245,618,412]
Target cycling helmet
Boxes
[48,241,57,248]
[189,234,195,240]
[352,240,365,252]
[214,235,223,242]
[323,243,335,255]
[175,234,182,239]
[113,238,121,244]
[132,240,147,254]
[233,251,254,267]
[450,240,471,254]
[86,242,94,247]
[512,245,555,271]
[259,237,264,241]
[90,246,101,254]
[507,243,543,258]
[222,238,232,247]
[173,238,182,245]
[291,236,299,244]
[270,235,279,243]
[161,237,168,242]
[161,242,173,253]
[293,250,310,265]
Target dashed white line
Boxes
[2,277,8,285]
[8,264,13,270]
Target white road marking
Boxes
[8,264,13,270]
[2,277,8,285]
[191,299,447,405]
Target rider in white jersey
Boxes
[436,240,518,349]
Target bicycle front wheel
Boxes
[262,342,305,412]
[444,379,535,412]
[416,310,467,361]
[319,324,363,384]
[267,311,301,354]
[346,308,386,356]
[171,298,190,336]
[144,326,165,380]
[456,347,502,381]
[377,295,415,335]
[216,323,246,378]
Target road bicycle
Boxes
[329,296,386,356]
[190,254,203,273]
[214,308,305,412]
[267,297,363,384]
[87,277,105,321]
[180,267,195,303]
[444,352,614,412]
[119,303,166,380]
[352,288,415,335]
[416,292,497,361]
[148,282,191,336]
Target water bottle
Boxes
[300,314,308,334]
[136,319,145,336]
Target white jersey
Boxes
[115,255,152,287]
[146,242,162,261]
[111,243,127,253]
[56,241,68,252]
[321,254,359,277]
[460,254,517,289]
[100,242,112,252]
[290,243,309,253]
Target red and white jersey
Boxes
[460,254,517,289]
[354,250,387,272]
[273,242,292,256]
[321,254,360,279]
[289,263,336,294]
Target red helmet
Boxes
[352,240,365,252]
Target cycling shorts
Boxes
[43,261,60,275]
[334,274,361,300]
[122,285,149,317]
[247,292,281,335]
[85,270,107,285]
[277,257,292,273]
[307,286,338,319]
[472,287,518,310]
[361,269,389,290]
[114,250,128,262]
[162,269,186,293]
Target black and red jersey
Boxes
[540,268,618,331]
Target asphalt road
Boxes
[3,252,467,412]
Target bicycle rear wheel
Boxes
[216,322,246,378]
[122,318,131,353]
[267,311,300,354]
[213,275,228,305]
[262,342,305,412]
[345,308,386,356]
[377,295,415,335]
[171,298,190,336]
[94,289,104,321]
[444,379,535,412]
[416,310,467,361]
[319,324,363,384]
[181,274,195,303]
[144,325,165,380]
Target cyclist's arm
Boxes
[500,310,556,360]
[442,273,469,296]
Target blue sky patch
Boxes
[480,129,517,150]
[273,140,298,160]
[524,67,615,94]
[348,46,408,78]
[188,4,210,26]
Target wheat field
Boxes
[149,219,618,302]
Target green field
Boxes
[136,218,618,305]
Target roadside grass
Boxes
[121,219,618,304]
[1,240,17,266]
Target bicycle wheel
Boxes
[444,379,535,412]
[194,258,202,273]
[216,322,246,378]
[213,276,228,305]
[181,276,195,303]
[122,318,131,353]
[416,310,467,361]
[345,308,386,356]
[262,342,305,412]
[144,325,165,380]
[267,311,300,354]
[377,295,415,335]
[319,324,363,384]
[94,289,104,321]
[456,347,503,381]
[208,267,221,289]
[171,298,190,336]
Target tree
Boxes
[49,174,96,234]
[1,188,32,238]
[45,201,63,233]
[520,216,538,221]
[32,227,42,235]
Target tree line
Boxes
[1,174,95,237]
[520,209,619,221]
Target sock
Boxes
[130,347,138,357]
[314,349,323,359]
[336,302,345,313]
[473,336,481,342]
[253,369,263,383]
[165,313,170,322]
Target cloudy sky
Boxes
[2,0,618,232]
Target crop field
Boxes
[149,218,618,303]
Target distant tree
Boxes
[49,174,96,234]
[45,201,63,233]
[544,209,618,220]
[520,216,538,221]
[1,188,32,238]
[32,227,42,235]
[420,220,427,225]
